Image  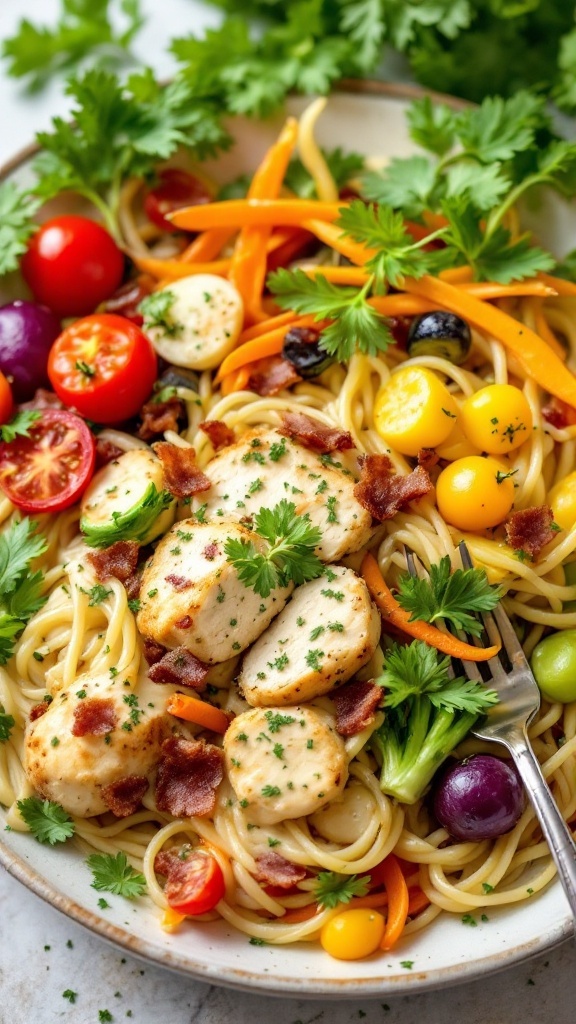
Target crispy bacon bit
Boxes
[149,647,208,692]
[246,355,301,396]
[505,505,558,560]
[254,851,307,889]
[199,419,235,450]
[354,454,433,521]
[143,638,167,666]
[542,397,576,430]
[87,540,140,583]
[333,679,383,737]
[72,697,118,737]
[155,736,224,817]
[95,438,124,469]
[29,702,49,722]
[101,775,149,817]
[202,542,219,561]
[175,615,192,630]
[417,448,439,472]
[137,396,185,441]
[165,574,193,591]
[278,411,355,454]
[124,571,142,601]
[154,441,212,499]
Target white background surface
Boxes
[1,1,576,1021]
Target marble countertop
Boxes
[1,2,575,1020]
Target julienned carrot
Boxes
[378,854,409,951]
[538,272,576,296]
[407,887,431,917]
[238,310,298,344]
[165,693,230,733]
[230,119,299,324]
[219,366,250,396]
[279,891,390,926]
[529,299,566,361]
[361,552,500,662]
[403,274,576,408]
[170,198,345,231]
[215,315,323,382]
[304,218,373,266]
[440,266,474,284]
[179,227,236,263]
[305,266,556,299]
[131,254,230,280]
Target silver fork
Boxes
[406,541,576,924]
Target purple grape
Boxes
[433,754,526,841]
[0,300,61,401]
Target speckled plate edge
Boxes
[0,78,573,997]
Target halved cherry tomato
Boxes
[165,851,225,916]
[0,372,14,425]
[0,408,95,513]
[22,215,125,318]
[47,313,157,423]
[144,169,213,233]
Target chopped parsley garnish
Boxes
[0,703,15,742]
[80,583,112,606]
[0,517,48,665]
[261,785,281,797]
[62,990,77,1004]
[264,711,295,733]
[17,797,75,845]
[87,851,146,898]
[313,872,370,909]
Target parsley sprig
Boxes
[0,519,48,666]
[0,184,42,277]
[395,555,500,638]
[380,641,498,714]
[313,871,370,909]
[17,797,75,845]
[224,499,324,598]
[87,851,146,898]
[0,410,41,444]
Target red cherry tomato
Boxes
[144,169,212,233]
[21,216,125,318]
[0,409,95,513]
[164,851,225,916]
[0,372,14,425]
[47,313,157,423]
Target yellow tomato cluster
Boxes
[374,369,533,531]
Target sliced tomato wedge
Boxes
[164,850,225,916]
[47,313,157,423]
[0,409,95,513]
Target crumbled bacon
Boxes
[175,615,192,629]
[155,736,224,817]
[246,355,301,396]
[72,697,118,737]
[148,646,208,692]
[199,420,235,451]
[165,574,193,591]
[278,411,355,454]
[143,638,167,666]
[137,396,185,441]
[202,542,219,561]
[101,775,149,817]
[95,438,124,469]
[124,570,142,601]
[154,441,212,499]
[354,454,433,521]
[332,679,383,737]
[87,540,140,583]
[29,702,49,722]
[542,397,576,430]
[417,448,439,472]
[254,851,307,889]
[505,505,558,560]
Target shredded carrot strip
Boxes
[304,266,555,299]
[238,310,298,344]
[303,218,371,265]
[407,887,431,917]
[440,266,474,283]
[279,891,390,926]
[165,693,230,733]
[280,904,321,925]
[538,273,576,296]
[131,254,230,280]
[403,274,576,408]
[215,315,324,383]
[229,119,299,325]
[179,227,236,263]
[361,552,500,661]
[527,298,566,361]
[378,854,410,951]
[170,198,345,232]
[219,366,250,396]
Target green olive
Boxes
[530,629,576,703]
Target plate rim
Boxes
[0,77,572,997]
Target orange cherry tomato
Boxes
[0,371,14,425]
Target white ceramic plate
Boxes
[0,83,573,997]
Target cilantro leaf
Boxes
[224,499,323,598]
[0,183,41,277]
[396,555,500,637]
[313,871,370,909]
[87,851,146,898]
[17,797,75,845]
[361,157,437,220]
[406,96,457,157]
[1,0,144,92]
[0,703,15,742]
[379,640,498,713]
[268,267,393,361]
[0,410,41,443]
[455,91,547,164]
[336,200,443,287]
[444,162,510,213]
[139,290,183,337]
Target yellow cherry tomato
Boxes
[436,455,515,531]
[374,366,459,456]
[460,384,532,454]
[549,471,576,532]
[435,415,480,461]
[320,908,385,961]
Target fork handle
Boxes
[504,727,576,923]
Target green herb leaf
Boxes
[87,851,146,898]
[139,290,183,337]
[379,640,498,713]
[0,703,15,742]
[17,797,75,845]
[0,182,41,276]
[396,555,501,636]
[336,200,444,287]
[313,871,370,909]
[0,410,41,443]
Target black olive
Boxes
[282,327,335,379]
[407,310,471,365]
[158,365,200,393]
